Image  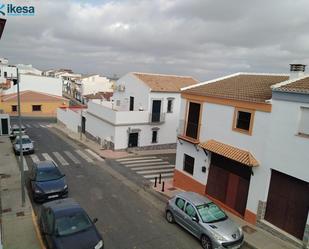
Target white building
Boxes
[80,74,113,95]
[3,74,63,97]
[0,58,17,91]
[58,72,198,150]
[173,65,309,247]
[15,64,42,75]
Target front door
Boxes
[128,133,138,147]
[81,117,86,134]
[1,118,9,135]
[265,170,309,239]
[151,100,161,122]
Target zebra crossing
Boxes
[116,156,175,183]
[21,149,104,171]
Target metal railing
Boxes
[149,112,166,124]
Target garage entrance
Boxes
[265,170,309,239]
[206,153,251,216]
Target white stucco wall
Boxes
[4,74,63,96]
[112,73,150,111]
[82,75,113,95]
[57,108,80,133]
[0,64,17,83]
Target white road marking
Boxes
[85,149,104,162]
[18,156,29,171]
[124,161,170,168]
[25,124,31,128]
[120,159,163,164]
[42,153,55,162]
[39,124,46,128]
[76,150,93,163]
[116,156,157,162]
[64,151,81,164]
[130,165,175,171]
[53,152,69,166]
[136,168,174,175]
[30,154,40,163]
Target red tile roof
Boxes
[1,90,68,102]
[274,76,309,94]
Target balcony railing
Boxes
[149,113,165,124]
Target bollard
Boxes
[159,173,162,184]
[154,177,157,187]
[161,181,165,192]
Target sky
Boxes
[0,0,309,81]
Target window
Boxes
[233,108,255,135]
[32,105,42,111]
[299,107,309,136]
[183,154,194,175]
[4,71,7,78]
[152,130,158,143]
[45,209,54,233]
[185,102,201,139]
[185,203,198,219]
[175,198,185,210]
[167,99,173,113]
[11,105,17,112]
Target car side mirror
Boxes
[192,216,199,223]
[93,218,98,224]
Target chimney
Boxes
[289,64,306,80]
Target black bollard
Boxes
[154,177,157,187]
[159,173,161,184]
[161,181,165,192]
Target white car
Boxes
[13,135,34,155]
[10,124,26,140]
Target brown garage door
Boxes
[265,170,309,239]
[206,153,251,216]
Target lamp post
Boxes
[14,69,25,206]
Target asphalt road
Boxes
[11,118,202,249]
[11,117,249,249]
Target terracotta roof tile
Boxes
[1,90,67,102]
[84,92,113,101]
[132,72,198,93]
[275,76,309,94]
[199,139,259,167]
[183,73,289,103]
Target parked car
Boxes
[29,160,68,202]
[13,134,34,155]
[165,192,244,249]
[9,124,26,140]
[39,198,104,249]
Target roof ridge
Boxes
[271,74,309,90]
[2,90,66,101]
[131,72,195,79]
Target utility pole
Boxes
[16,69,25,206]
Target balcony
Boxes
[177,120,200,144]
[149,113,165,124]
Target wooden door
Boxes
[265,170,309,239]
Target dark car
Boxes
[29,160,68,202]
[39,198,104,249]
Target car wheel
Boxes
[166,210,174,223]
[201,235,212,249]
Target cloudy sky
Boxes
[0,0,309,81]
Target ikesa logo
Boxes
[0,3,35,16]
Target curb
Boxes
[31,210,46,249]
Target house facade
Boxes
[173,68,309,247]
[0,90,69,117]
[59,72,198,150]
[0,58,17,91]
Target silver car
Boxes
[165,192,244,249]
[13,134,34,155]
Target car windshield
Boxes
[36,166,63,181]
[196,202,227,223]
[55,212,92,236]
[15,138,32,144]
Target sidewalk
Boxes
[52,123,300,249]
[0,136,42,249]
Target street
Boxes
[13,117,249,249]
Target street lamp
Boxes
[13,69,26,207]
